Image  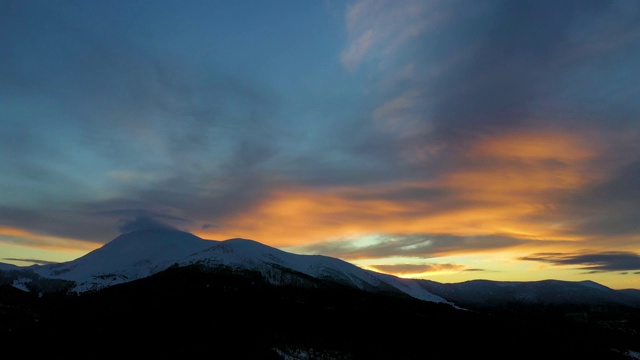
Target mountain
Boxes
[3,256,640,359]
[1,228,639,359]
[3,229,640,309]
[3,228,448,303]
[417,279,640,309]
[3,229,640,311]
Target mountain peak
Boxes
[95,228,209,260]
[29,228,214,292]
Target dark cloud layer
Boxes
[521,251,640,272]
[118,215,178,234]
[558,160,640,238]
[427,0,640,139]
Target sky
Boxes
[2,0,640,290]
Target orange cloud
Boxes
[473,130,597,162]
[448,130,604,198]
[194,181,572,254]
[0,226,99,253]
[195,128,609,256]
[195,185,412,246]
[368,263,466,276]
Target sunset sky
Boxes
[2,0,640,290]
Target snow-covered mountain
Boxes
[3,229,449,304]
[3,229,638,309]
[3,229,640,359]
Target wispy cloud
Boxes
[284,233,531,260]
[340,0,437,71]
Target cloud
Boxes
[2,258,59,266]
[288,233,529,260]
[554,159,640,238]
[200,126,607,248]
[356,0,640,166]
[2,0,640,289]
[0,0,282,244]
[0,225,99,253]
[340,0,444,71]
[0,206,117,245]
[117,214,182,234]
[368,262,468,275]
[520,251,640,272]
[331,0,640,217]
[341,29,375,71]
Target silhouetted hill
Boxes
[2,265,638,359]
[417,279,640,309]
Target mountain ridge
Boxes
[2,228,639,309]
[3,259,639,359]
[2,228,449,304]
[416,278,640,309]
[1,229,640,358]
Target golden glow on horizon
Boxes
[352,249,640,290]
[0,226,99,253]
[0,243,87,266]
[0,226,97,266]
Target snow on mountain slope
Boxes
[371,271,452,304]
[182,238,448,303]
[29,229,215,292]
[19,229,449,303]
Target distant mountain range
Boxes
[1,229,640,359]
[2,228,639,309]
